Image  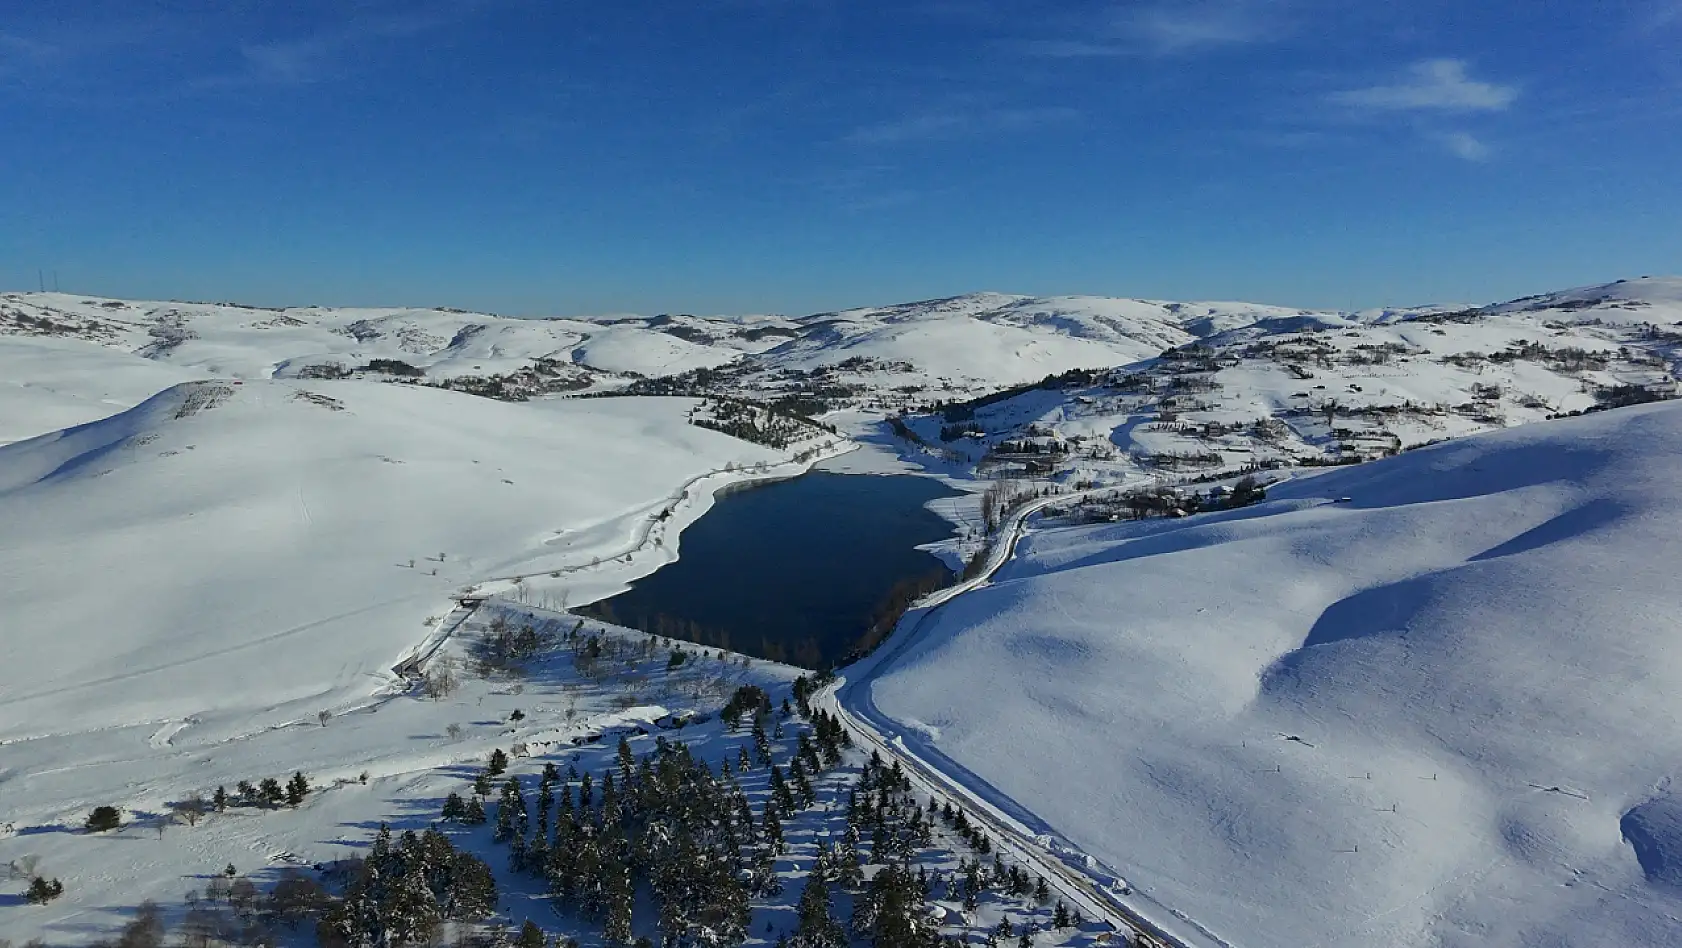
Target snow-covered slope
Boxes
[0,336,204,446]
[0,290,1338,431]
[867,400,1682,947]
[705,293,1333,409]
[901,277,1682,483]
[0,382,817,746]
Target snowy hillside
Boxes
[896,277,1682,485]
[864,400,1682,947]
[3,276,1682,945]
[630,293,1339,412]
[0,336,203,445]
[0,290,1338,440]
[0,382,835,747]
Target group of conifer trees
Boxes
[445,687,856,948]
[315,826,499,947]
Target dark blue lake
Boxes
[582,472,958,668]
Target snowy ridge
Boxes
[0,289,1343,443]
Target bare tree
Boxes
[7,854,41,881]
[423,658,459,700]
[229,877,258,917]
[172,794,208,827]
[446,723,464,741]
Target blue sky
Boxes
[2,1,1679,316]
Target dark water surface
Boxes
[582,473,958,667]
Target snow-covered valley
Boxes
[4,276,1682,947]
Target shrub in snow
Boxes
[84,805,121,833]
[26,875,64,904]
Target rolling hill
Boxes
[866,399,1682,947]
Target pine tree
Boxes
[792,864,844,948]
[1053,900,1071,929]
[770,765,796,813]
[259,777,283,807]
[384,866,443,945]
[446,850,498,918]
[604,863,634,943]
[488,747,509,776]
[213,785,228,811]
[837,827,864,890]
[495,796,516,842]
[464,796,488,824]
[600,771,618,825]
[762,798,785,853]
[1034,875,1050,904]
[516,920,547,948]
[442,792,467,821]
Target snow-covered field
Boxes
[863,400,1682,947]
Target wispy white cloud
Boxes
[848,106,1080,145]
[1331,59,1518,112]
[0,31,59,79]
[1017,39,1131,59]
[1116,0,1277,54]
[1435,130,1491,161]
[0,1,493,99]
[240,4,481,85]
[1021,1,1282,58]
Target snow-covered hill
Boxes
[0,381,831,747]
[10,281,1677,462]
[0,335,203,446]
[866,399,1682,947]
[897,277,1682,484]
[0,290,1340,441]
[3,276,1682,944]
